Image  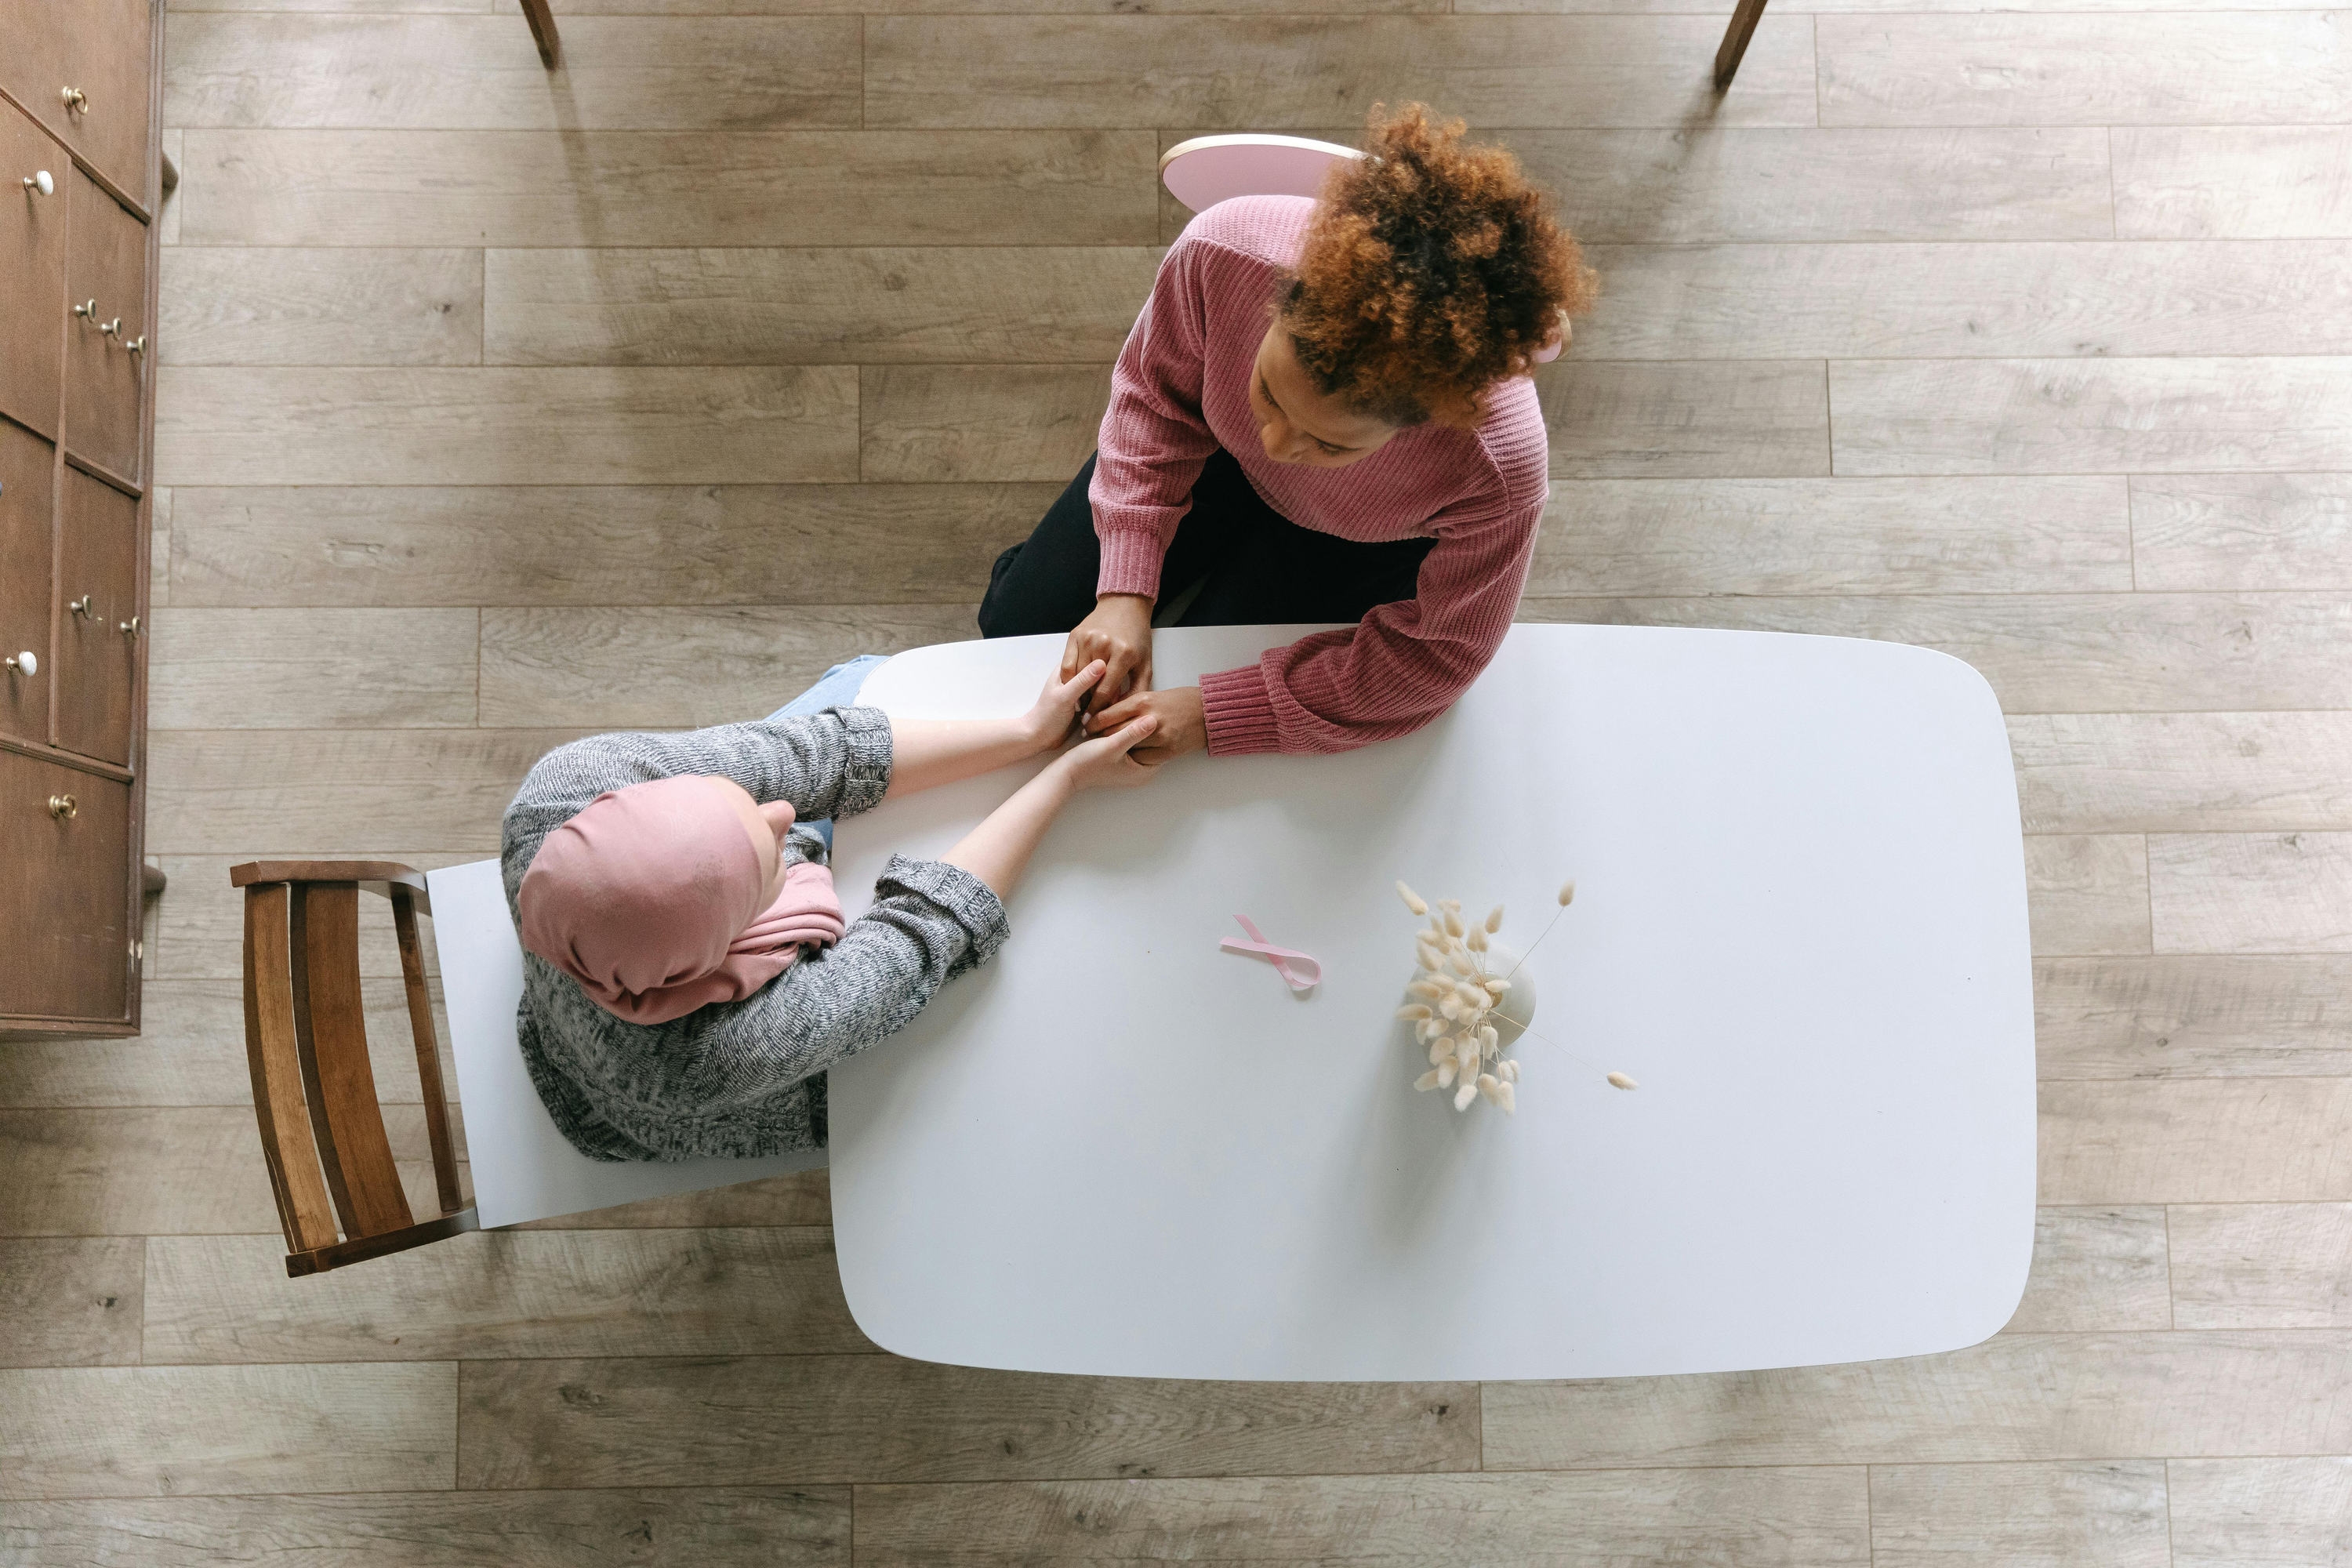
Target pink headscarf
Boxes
[517,775,847,1026]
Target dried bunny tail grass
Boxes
[1607,1072,1639,1091]
[1405,887,1563,1114]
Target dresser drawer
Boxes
[61,166,145,484]
[54,465,139,767]
[0,103,67,437]
[0,0,71,176]
[0,0,152,201]
[0,748,130,1024]
[0,419,54,746]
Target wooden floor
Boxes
[5,0,2352,1560]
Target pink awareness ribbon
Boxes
[1221,914,1323,993]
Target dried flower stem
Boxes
[1488,1006,1618,1083]
[1496,896,1571,986]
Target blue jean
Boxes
[763,655,887,852]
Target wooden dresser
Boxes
[1,0,162,1036]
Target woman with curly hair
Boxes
[977,103,1598,759]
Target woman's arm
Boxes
[1084,489,1541,759]
[942,714,1160,897]
[1223,498,1537,755]
[882,660,1109,799]
[1062,229,1234,709]
[1090,234,1219,608]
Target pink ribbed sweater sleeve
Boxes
[1089,237,1222,602]
[1199,456,1544,756]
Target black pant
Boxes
[978,448,1438,637]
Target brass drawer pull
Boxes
[22,170,53,196]
[48,793,77,820]
[60,87,86,113]
[4,651,34,676]
[68,593,95,619]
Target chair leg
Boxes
[1713,0,1769,89]
[521,0,561,67]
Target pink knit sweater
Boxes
[1090,195,1550,756]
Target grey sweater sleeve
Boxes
[499,706,1012,1161]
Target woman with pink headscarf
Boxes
[503,658,1159,1162]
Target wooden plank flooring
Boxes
[2,0,2346,1560]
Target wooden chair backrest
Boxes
[232,860,477,1276]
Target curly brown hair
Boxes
[1283,103,1599,429]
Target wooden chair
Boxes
[234,860,477,1277]
[522,0,561,67]
[1715,0,1769,89]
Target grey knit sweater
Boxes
[499,706,1011,1161]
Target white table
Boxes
[829,623,2036,1382]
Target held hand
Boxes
[1053,715,1166,792]
[1019,659,1106,754]
[1058,594,1155,713]
[1084,685,1206,764]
